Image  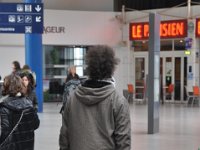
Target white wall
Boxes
[0,46,25,78]
[43,10,121,46]
[114,46,134,94]
[0,9,122,46]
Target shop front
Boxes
[129,18,200,103]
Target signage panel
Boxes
[0,3,43,34]
[196,18,200,38]
[130,19,187,40]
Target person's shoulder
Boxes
[0,95,9,103]
[111,89,128,105]
[0,96,8,109]
[18,96,33,106]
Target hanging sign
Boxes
[0,3,43,34]
[195,18,200,38]
[130,19,187,40]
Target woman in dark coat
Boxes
[19,71,38,111]
[0,74,40,150]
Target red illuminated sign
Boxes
[130,19,187,40]
[196,19,200,37]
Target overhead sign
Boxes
[0,3,43,34]
[130,19,187,40]
[196,18,200,38]
[184,50,191,55]
[185,37,193,49]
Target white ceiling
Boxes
[0,0,113,11]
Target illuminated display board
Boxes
[130,19,187,40]
[196,18,200,37]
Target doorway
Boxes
[134,53,187,103]
[160,56,187,103]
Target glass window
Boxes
[43,45,88,83]
[174,39,186,51]
[133,40,173,52]
[132,39,186,52]
[132,41,148,52]
[161,40,172,51]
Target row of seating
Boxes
[126,84,146,104]
[125,83,200,106]
[126,83,174,104]
[185,86,200,106]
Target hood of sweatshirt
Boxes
[75,83,115,106]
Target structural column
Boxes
[24,0,43,112]
[148,13,160,134]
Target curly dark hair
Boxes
[2,74,26,96]
[86,45,119,80]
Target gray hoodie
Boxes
[59,83,131,150]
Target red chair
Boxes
[127,84,134,103]
[185,86,194,106]
[165,84,174,100]
[128,84,134,93]
[192,86,200,106]
[168,84,174,93]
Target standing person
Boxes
[60,66,80,114]
[19,71,38,111]
[65,66,79,83]
[0,74,40,150]
[12,61,21,75]
[59,45,131,150]
[22,64,37,87]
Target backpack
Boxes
[60,79,80,114]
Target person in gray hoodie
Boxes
[59,45,131,150]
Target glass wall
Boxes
[43,45,88,83]
[132,38,186,51]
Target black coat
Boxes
[27,90,38,112]
[0,96,40,150]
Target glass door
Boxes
[161,56,187,103]
[135,57,145,100]
[134,54,187,103]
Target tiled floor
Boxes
[35,102,200,150]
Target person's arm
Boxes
[33,111,40,130]
[114,97,131,150]
[23,107,40,130]
[32,91,38,112]
[0,107,10,143]
[59,101,70,150]
[28,91,38,112]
